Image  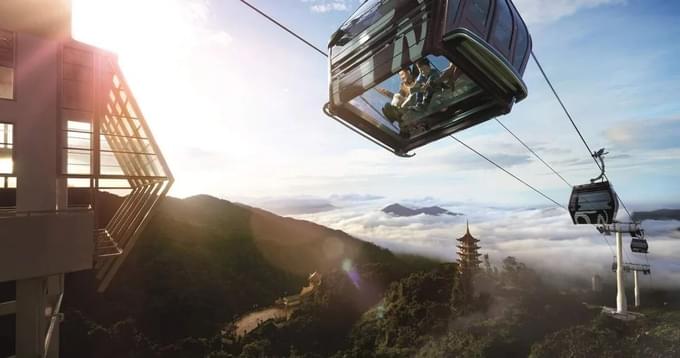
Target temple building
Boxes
[457,221,482,273]
[455,221,482,305]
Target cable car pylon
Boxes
[599,222,648,317]
[611,259,651,308]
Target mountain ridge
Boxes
[632,208,680,222]
[64,193,424,346]
[382,203,463,217]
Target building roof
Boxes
[457,221,479,243]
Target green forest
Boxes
[38,195,680,357]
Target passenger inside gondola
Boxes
[376,66,417,125]
[364,55,478,136]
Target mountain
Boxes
[52,194,680,357]
[382,203,463,217]
[61,194,432,356]
[632,209,680,222]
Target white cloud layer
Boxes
[290,198,680,289]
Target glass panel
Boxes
[65,120,92,175]
[0,66,14,100]
[491,0,513,52]
[332,0,423,58]
[98,178,132,189]
[67,131,91,150]
[340,54,482,139]
[468,0,491,27]
[0,123,13,174]
[67,178,91,188]
[576,191,614,210]
[340,0,381,34]
[66,149,91,174]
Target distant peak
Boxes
[382,203,463,217]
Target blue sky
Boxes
[75,0,680,209]
[71,0,680,288]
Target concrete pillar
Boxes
[16,277,47,358]
[616,231,627,314]
[634,270,640,308]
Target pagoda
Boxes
[457,221,482,273]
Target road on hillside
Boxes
[235,307,287,336]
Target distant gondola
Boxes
[325,0,531,156]
[568,181,619,225]
[630,238,648,254]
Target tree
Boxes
[483,254,493,275]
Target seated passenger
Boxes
[411,58,441,111]
[438,62,461,89]
[376,66,416,124]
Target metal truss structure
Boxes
[60,42,173,292]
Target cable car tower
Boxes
[610,259,650,308]
[598,221,648,316]
[566,149,649,317]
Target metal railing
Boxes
[0,207,92,218]
[43,293,63,358]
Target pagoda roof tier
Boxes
[457,245,481,251]
[457,254,482,260]
[457,221,479,242]
[457,236,479,243]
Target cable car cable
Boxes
[450,135,566,209]
[530,51,634,221]
[239,0,328,58]
[239,0,628,259]
[494,118,572,188]
[239,0,576,206]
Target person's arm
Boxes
[375,87,394,99]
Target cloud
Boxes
[514,0,626,26]
[329,193,384,202]
[250,197,337,215]
[242,192,384,215]
[302,0,353,13]
[296,200,680,288]
[605,117,680,151]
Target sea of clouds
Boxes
[256,195,680,289]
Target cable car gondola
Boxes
[629,224,648,253]
[568,149,619,225]
[569,181,619,225]
[325,0,531,156]
[630,238,648,254]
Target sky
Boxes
[71,0,680,208]
[71,1,680,286]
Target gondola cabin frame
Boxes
[568,181,620,225]
[327,0,532,156]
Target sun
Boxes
[70,0,261,198]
